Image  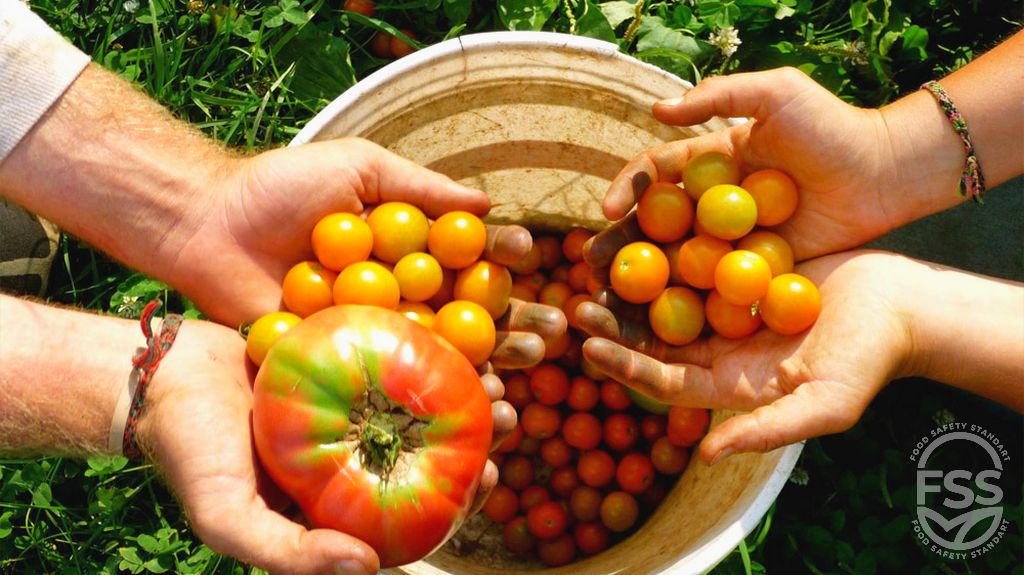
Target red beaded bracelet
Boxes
[120,299,183,459]
[921,80,987,203]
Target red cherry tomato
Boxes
[504,374,533,410]
[549,467,580,498]
[600,491,639,532]
[616,453,656,494]
[530,364,570,406]
[536,534,576,566]
[527,500,569,539]
[574,522,610,555]
[640,414,667,442]
[600,381,632,410]
[503,516,535,555]
[520,485,552,512]
[501,455,535,491]
[562,412,601,450]
[569,485,603,522]
[562,228,594,263]
[567,376,600,411]
[603,413,640,452]
[667,406,710,447]
[577,450,616,488]
[651,436,691,474]
[483,485,519,523]
[497,423,524,454]
[521,403,562,439]
[540,437,574,468]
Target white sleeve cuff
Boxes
[0,0,91,161]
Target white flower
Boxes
[709,26,742,58]
[123,0,140,13]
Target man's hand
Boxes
[138,312,536,574]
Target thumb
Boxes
[652,68,816,127]
[346,139,491,217]
[192,494,381,575]
[697,379,865,465]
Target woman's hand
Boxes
[590,68,907,266]
[576,250,919,465]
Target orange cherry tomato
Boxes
[282,261,338,317]
[759,273,821,335]
[677,235,732,290]
[390,29,417,58]
[427,211,487,270]
[392,252,443,302]
[714,250,772,306]
[371,31,393,59]
[333,261,401,309]
[737,231,794,277]
[549,264,570,285]
[433,300,496,366]
[425,269,457,311]
[534,236,564,269]
[366,202,430,264]
[681,151,741,201]
[696,184,758,241]
[311,213,373,271]
[610,242,670,304]
[516,271,547,293]
[705,290,761,339]
[648,287,705,346]
[742,169,799,226]
[637,182,694,243]
[538,282,574,310]
[509,242,543,275]
[663,240,686,286]
[563,293,592,330]
[454,261,513,319]
[245,311,301,366]
[562,229,594,263]
[544,330,572,360]
[600,491,639,532]
[396,301,436,329]
[343,0,375,17]
[510,283,537,303]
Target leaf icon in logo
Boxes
[917,506,1003,551]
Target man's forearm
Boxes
[0,64,237,284]
[0,294,134,455]
[880,29,1024,226]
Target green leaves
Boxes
[444,0,473,26]
[498,0,561,30]
[577,0,617,42]
[276,25,357,106]
[263,0,310,28]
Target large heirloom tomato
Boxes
[252,306,493,567]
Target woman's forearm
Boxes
[0,64,237,283]
[880,29,1024,227]
[897,260,1024,411]
[0,295,135,455]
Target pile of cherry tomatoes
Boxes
[245,202,505,368]
[612,151,820,344]
[474,230,710,567]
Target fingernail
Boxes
[335,559,372,575]
[709,448,735,466]
[656,96,685,107]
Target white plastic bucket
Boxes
[290,31,802,575]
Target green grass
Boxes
[3,1,1021,573]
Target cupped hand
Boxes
[137,317,522,575]
[164,137,532,327]
[576,250,917,465]
[591,67,902,265]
